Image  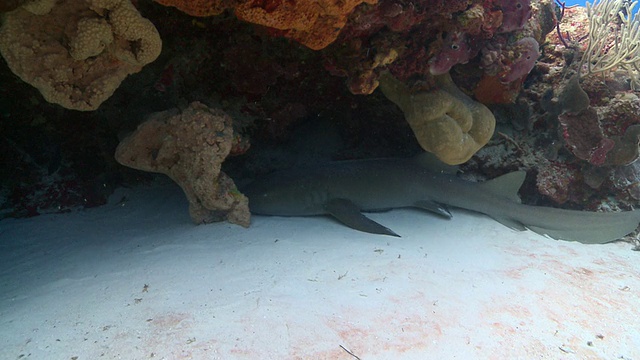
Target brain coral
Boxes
[0,0,162,111]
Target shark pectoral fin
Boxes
[413,200,452,218]
[493,216,527,231]
[325,198,400,237]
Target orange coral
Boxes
[473,75,521,104]
[154,0,377,50]
[236,0,377,50]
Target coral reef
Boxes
[428,31,477,76]
[378,71,495,165]
[497,37,540,83]
[0,0,161,111]
[235,0,378,50]
[578,0,640,89]
[154,0,377,50]
[3,0,640,239]
[460,1,640,216]
[114,101,250,227]
[547,21,640,168]
[497,0,533,33]
[558,107,615,166]
[535,162,582,204]
[323,0,554,99]
[555,85,640,167]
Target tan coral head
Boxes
[378,71,496,165]
[115,102,251,227]
[0,0,162,111]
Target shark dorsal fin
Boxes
[479,171,526,204]
[413,152,458,174]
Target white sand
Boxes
[1,179,639,359]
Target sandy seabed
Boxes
[1,179,639,360]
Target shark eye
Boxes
[451,44,460,50]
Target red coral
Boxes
[387,46,430,82]
[496,0,532,33]
[326,0,475,91]
[229,133,251,156]
[473,74,521,104]
[498,37,540,83]
[480,36,539,84]
[343,0,427,38]
[589,138,616,166]
[428,31,478,75]
[536,162,581,204]
[559,107,613,166]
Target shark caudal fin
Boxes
[521,207,640,244]
[477,171,640,243]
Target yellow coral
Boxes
[21,0,55,15]
[105,0,162,65]
[0,0,161,111]
[378,72,496,165]
[115,102,251,227]
[69,18,114,60]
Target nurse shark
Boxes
[243,154,640,244]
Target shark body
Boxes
[243,155,640,243]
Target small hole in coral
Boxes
[129,39,142,58]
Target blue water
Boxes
[560,0,640,15]
[561,0,640,7]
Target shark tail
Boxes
[478,171,640,244]
[514,206,640,244]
